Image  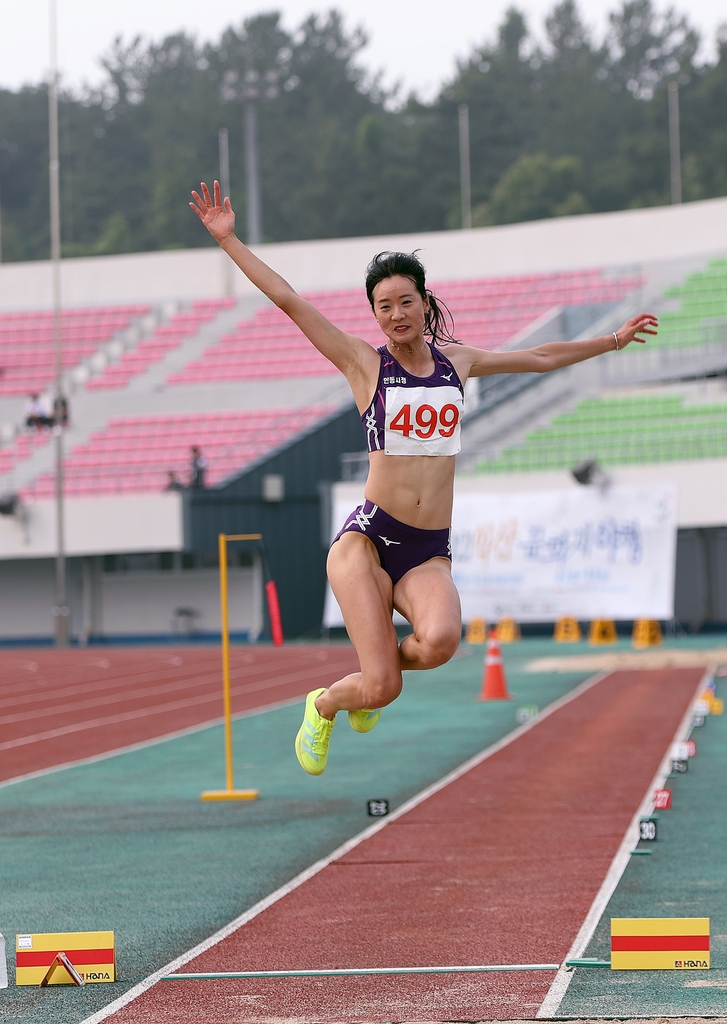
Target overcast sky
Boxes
[2,0,725,101]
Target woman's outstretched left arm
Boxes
[460,313,658,377]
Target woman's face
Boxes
[371,275,428,348]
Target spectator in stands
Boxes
[191,179,658,779]
[164,471,184,492]
[189,446,207,488]
[25,394,53,431]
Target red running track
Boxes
[0,645,360,782]
[105,667,702,1023]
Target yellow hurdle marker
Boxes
[465,618,487,644]
[589,619,618,645]
[201,533,262,802]
[611,918,710,970]
[632,619,663,648]
[554,617,581,642]
[496,618,521,643]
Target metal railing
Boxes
[601,335,727,385]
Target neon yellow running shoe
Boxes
[348,707,382,733]
[295,688,334,776]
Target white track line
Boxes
[0,695,306,791]
[79,669,611,1024]
[166,963,560,979]
[536,667,712,1019]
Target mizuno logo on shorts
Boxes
[344,504,379,533]
[378,536,401,546]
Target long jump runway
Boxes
[99,666,702,1024]
[0,645,361,782]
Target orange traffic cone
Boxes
[479,629,511,700]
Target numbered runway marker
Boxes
[639,819,658,841]
[367,799,389,817]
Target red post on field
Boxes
[265,579,284,646]
[479,629,511,700]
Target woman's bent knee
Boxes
[415,625,460,668]
[360,671,402,709]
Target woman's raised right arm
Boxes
[190,181,376,381]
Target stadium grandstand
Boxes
[1,194,726,642]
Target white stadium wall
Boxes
[100,564,262,640]
[0,493,264,641]
[1,195,726,310]
[0,558,262,641]
[0,493,183,559]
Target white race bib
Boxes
[384,385,463,456]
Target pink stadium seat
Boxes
[166,269,642,386]
[18,405,336,499]
[0,303,150,397]
[86,305,224,390]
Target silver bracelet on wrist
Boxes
[613,331,620,351]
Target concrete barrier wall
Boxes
[0,557,262,640]
[0,493,183,560]
[100,565,261,639]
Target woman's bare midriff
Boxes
[363,450,456,530]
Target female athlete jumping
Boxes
[191,180,657,776]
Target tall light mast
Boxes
[49,0,69,644]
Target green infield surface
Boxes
[0,640,589,1024]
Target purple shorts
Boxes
[332,500,451,584]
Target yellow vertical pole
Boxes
[219,532,235,792]
[201,533,258,801]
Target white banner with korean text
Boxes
[452,485,677,622]
[323,484,677,626]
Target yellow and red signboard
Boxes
[611,918,709,970]
[15,931,115,985]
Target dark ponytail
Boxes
[364,250,460,346]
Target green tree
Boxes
[0,2,725,263]
[486,152,589,223]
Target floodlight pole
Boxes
[218,128,231,208]
[220,64,273,246]
[244,97,262,245]
[668,81,682,205]
[218,128,234,297]
[458,104,472,230]
[49,0,69,645]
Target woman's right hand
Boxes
[190,180,236,243]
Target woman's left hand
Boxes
[615,313,659,348]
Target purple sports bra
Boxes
[362,344,465,456]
